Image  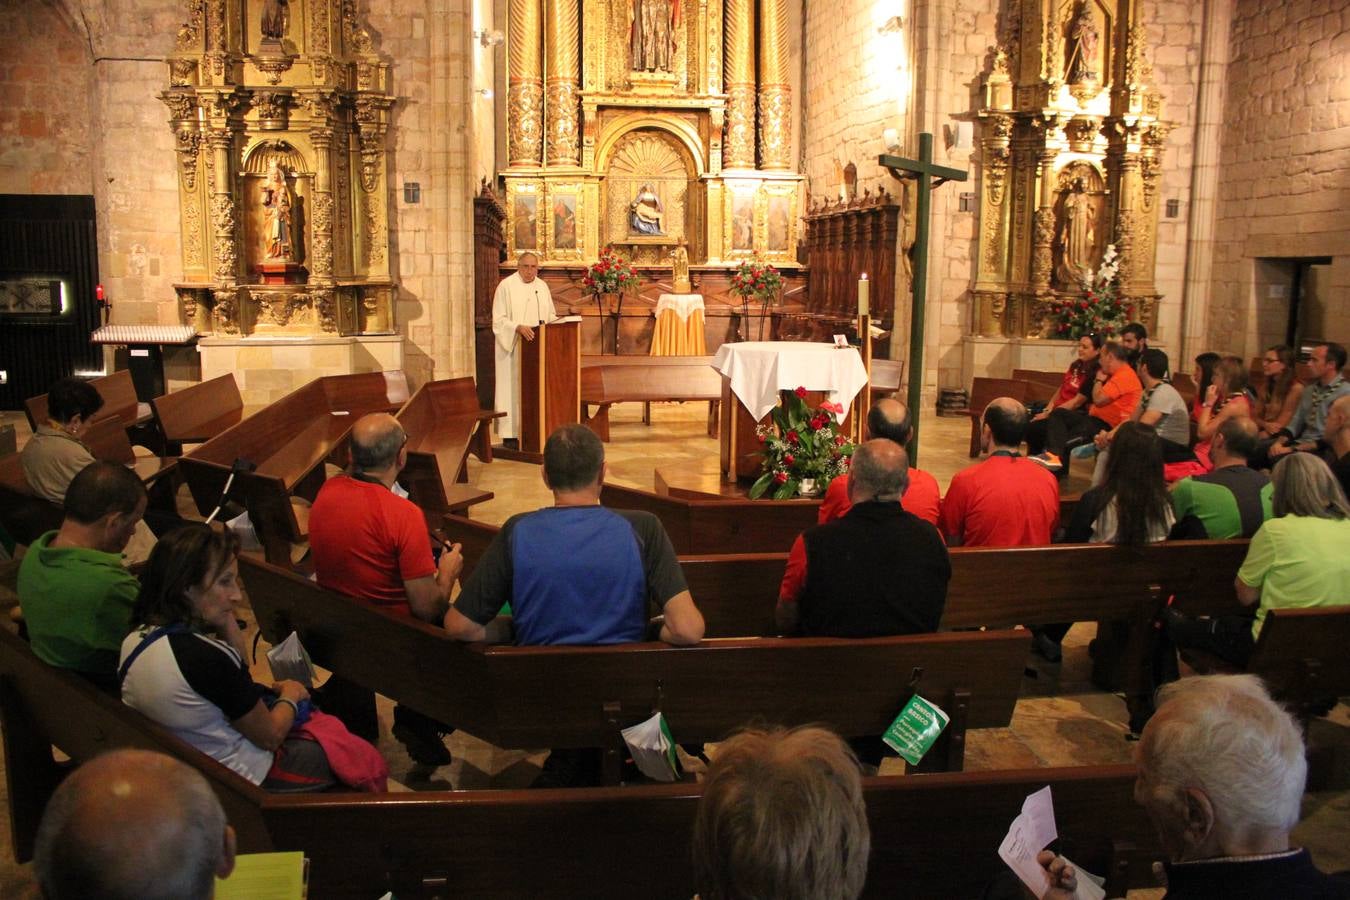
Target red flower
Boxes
[773,471,789,484]
[783,453,795,466]
[835,434,847,446]
[794,386,808,398]
[786,430,800,445]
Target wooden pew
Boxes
[239,555,1031,774]
[0,451,63,545]
[1012,368,1063,406]
[395,377,501,521]
[598,483,820,554]
[580,356,721,441]
[956,377,1031,457]
[150,373,244,456]
[25,369,163,453]
[177,371,411,565]
[0,622,1161,898]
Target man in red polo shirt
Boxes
[816,398,941,527]
[941,398,1059,547]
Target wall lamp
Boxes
[475,29,505,48]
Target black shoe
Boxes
[1031,631,1063,663]
[392,719,452,767]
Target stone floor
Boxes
[1,402,1347,897]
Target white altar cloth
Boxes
[711,341,869,421]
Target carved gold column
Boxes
[723,0,755,169]
[203,91,242,334]
[544,0,580,166]
[308,99,338,332]
[756,0,791,170]
[974,113,1013,337]
[509,0,544,167]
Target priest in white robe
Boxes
[492,252,557,444]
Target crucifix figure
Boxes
[879,132,968,465]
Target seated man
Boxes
[21,376,103,504]
[1120,321,1149,369]
[1170,416,1272,539]
[1091,348,1196,483]
[817,398,942,527]
[1040,675,1350,899]
[941,398,1060,548]
[693,726,869,900]
[1261,341,1350,467]
[446,423,704,647]
[1031,341,1142,476]
[34,749,237,900]
[17,461,146,688]
[780,439,950,638]
[309,412,464,767]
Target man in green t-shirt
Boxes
[18,461,147,687]
[1170,417,1272,539]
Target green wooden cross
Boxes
[878,132,968,466]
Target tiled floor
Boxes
[1,402,1346,897]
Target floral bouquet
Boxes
[580,246,640,296]
[730,257,784,303]
[749,387,855,500]
[1046,243,1130,339]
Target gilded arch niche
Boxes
[599,126,701,263]
[1052,161,1106,291]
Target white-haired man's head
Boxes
[35,749,236,899]
[1135,675,1306,862]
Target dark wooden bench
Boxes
[1012,368,1062,406]
[177,371,411,565]
[598,482,821,554]
[0,451,63,545]
[149,373,245,456]
[25,368,163,453]
[395,377,501,523]
[0,623,1160,899]
[954,377,1032,457]
[239,554,1030,775]
[580,355,721,441]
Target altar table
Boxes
[650,293,707,356]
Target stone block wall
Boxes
[1207,0,1350,356]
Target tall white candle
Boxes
[858,274,869,317]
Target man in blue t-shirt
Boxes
[445,424,704,647]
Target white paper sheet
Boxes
[620,712,679,782]
[997,786,1106,900]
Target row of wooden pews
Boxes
[0,624,1164,899]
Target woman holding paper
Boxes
[119,525,339,792]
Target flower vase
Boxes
[798,478,819,498]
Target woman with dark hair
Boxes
[1026,333,1102,457]
[1190,352,1221,424]
[1253,344,1304,439]
[1067,420,1175,544]
[1194,355,1252,469]
[120,525,336,792]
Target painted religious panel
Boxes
[728,185,757,253]
[766,193,791,253]
[553,193,579,250]
[545,183,585,260]
[507,183,542,255]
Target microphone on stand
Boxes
[534,288,544,326]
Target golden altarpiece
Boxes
[161,0,396,338]
[500,0,805,272]
[971,0,1168,345]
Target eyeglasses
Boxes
[1262,357,1280,364]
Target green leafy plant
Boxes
[749,387,855,499]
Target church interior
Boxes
[1,0,1349,895]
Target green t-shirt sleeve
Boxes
[90,571,140,652]
[1170,478,1194,520]
[1259,483,1273,521]
[1237,525,1276,588]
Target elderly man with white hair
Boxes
[1039,674,1350,898]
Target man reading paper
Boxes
[492,251,557,447]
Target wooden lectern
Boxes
[518,320,581,457]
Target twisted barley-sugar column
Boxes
[544,0,580,165]
[508,0,544,166]
[756,0,791,170]
[722,0,755,169]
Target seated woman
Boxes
[1036,422,1175,662]
[1166,453,1350,667]
[120,525,336,792]
[1193,355,1251,469]
[1025,333,1101,458]
[1252,344,1305,440]
[1189,351,1221,426]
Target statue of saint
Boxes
[670,241,691,293]
[1056,177,1098,287]
[1065,6,1099,83]
[261,161,295,261]
[629,0,675,73]
[260,0,289,41]
[629,183,666,235]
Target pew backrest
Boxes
[599,482,820,554]
[24,369,144,434]
[150,373,244,446]
[1247,604,1350,707]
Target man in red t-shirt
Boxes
[310,413,463,766]
[942,398,1060,547]
[817,398,941,527]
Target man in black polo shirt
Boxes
[777,439,951,637]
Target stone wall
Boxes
[0,3,96,195]
[1207,0,1350,356]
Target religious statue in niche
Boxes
[1055,176,1101,287]
[630,183,666,235]
[629,0,677,73]
[670,240,691,293]
[1064,5,1099,83]
[261,0,290,41]
[261,161,297,261]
